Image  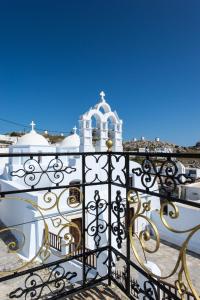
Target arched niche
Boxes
[105,112,117,139]
[86,109,103,122]
[86,111,102,150]
[105,111,118,124]
[97,102,111,114]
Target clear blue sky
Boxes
[0,1,200,145]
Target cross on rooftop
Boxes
[73,126,77,134]
[30,121,36,131]
[100,91,106,102]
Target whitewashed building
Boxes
[0,92,160,280]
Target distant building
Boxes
[0,134,18,147]
[185,167,200,180]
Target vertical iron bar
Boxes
[82,154,86,287]
[108,152,112,285]
[125,153,130,297]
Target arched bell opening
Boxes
[107,116,116,143]
[90,114,101,151]
[98,102,111,114]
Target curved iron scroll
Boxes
[128,189,200,299]
[86,190,108,248]
[111,190,126,249]
[9,265,77,299]
[10,157,76,187]
[132,157,194,193]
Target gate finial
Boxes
[106,139,113,152]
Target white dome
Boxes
[59,133,80,148]
[16,130,49,146]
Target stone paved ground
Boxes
[0,240,57,299]
[0,242,23,272]
[0,239,127,300]
[117,237,200,297]
[62,283,128,300]
[0,237,199,299]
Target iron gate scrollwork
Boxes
[0,151,199,299]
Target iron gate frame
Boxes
[0,151,199,299]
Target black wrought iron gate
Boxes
[0,151,199,299]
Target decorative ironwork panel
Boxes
[84,154,109,184]
[10,155,77,188]
[111,190,126,249]
[111,154,126,185]
[131,155,194,194]
[0,151,199,300]
[9,265,77,300]
[86,190,108,248]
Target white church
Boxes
[0,92,160,278]
[0,91,199,282]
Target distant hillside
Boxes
[44,134,65,144]
[4,132,65,144]
[123,139,200,168]
[123,139,200,153]
[3,131,200,153]
[123,140,176,151]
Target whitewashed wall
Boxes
[151,204,200,254]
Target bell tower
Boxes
[79,91,123,152]
[79,118,94,152]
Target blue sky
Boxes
[0,1,200,145]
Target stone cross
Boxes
[100,91,106,102]
[73,126,77,134]
[30,121,36,131]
